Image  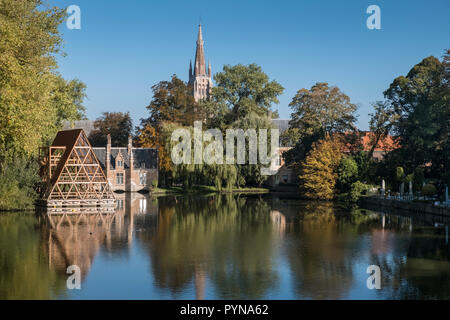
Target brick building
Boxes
[92,135,158,192]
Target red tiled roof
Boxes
[339,131,400,153]
[360,132,399,152]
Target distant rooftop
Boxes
[271,119,290,135]
[62,120,95,137]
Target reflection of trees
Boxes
[0,212,66,299]
[371,224,450,299]
[285,201,382,299]
[140,195,279,299]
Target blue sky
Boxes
[53,0,450,130]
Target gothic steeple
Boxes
[194,24,206,76]
[189,24,212,102]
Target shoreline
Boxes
[360,196,450,217]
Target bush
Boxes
[0,156,39,211]
[337,157,358,192]
[422,184,437,197]
[396,166,405,182]
[151,179,158,189]
[348,181,370,203]
[413,167,425,191]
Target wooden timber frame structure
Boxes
[38,129,115,211]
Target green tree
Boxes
[0,1,87,209]
[0,156,39,210]
[140,75,202,127]
[0,0,85,156]
[289,82,358,136]
[384,55,448,176]
[207,64,283,187]
[284,83,358,165]
[211,64,284,125]
[368,101,398,159]
[89,112,133,147]
[230,113,277,187]
[336,156,358,193]
[50,76,87,129]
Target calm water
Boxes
[0,193,449,300]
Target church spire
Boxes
[189,24,212,102]
[194,24,206,76]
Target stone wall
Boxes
[362,197,450,217]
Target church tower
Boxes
[189,24,212,101]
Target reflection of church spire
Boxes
[194,265,206,300]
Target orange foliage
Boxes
[137,124,172,173]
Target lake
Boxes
[0,193,449,299]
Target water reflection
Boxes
[0,193,449,299]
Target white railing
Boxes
[373,193,450,208]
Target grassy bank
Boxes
[151,185,270,195]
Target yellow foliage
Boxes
[298,137,343,200]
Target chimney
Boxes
[128,135,133,169]
[106,134,111,178]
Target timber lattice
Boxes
[38,129,115,209]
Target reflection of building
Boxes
[270,210,286,234]
[114,192,158,216]
[39,193,158,281]
[93,135,158,192]
[188,24,212,102]
[40,211,123,278]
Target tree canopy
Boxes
[283,82,357,165]
[0,0,86,158]
[211,64,284,126]
[89,112,133,147]
[381,54,449,176]
[141,75,203,128]
[298,136,343,200]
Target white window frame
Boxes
[116,173,124,185]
